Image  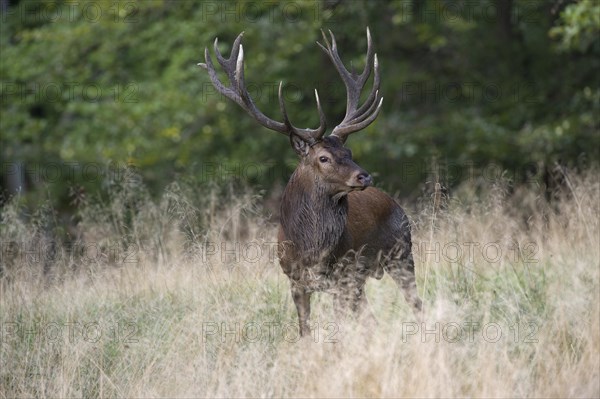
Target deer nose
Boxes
[356,172,372,187]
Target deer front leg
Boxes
[291,284,312,337]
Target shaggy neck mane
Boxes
[281,167,348,264]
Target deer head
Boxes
[198,28,383,198]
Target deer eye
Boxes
[319,156,329,163]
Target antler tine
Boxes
[199,32,326,141]
[212,33,243,89]
[317,27,383,143]
[199,32,288,134]
[199,48,243,109]
[351,54,380,120]
[278,83,327,144]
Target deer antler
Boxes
[198,32,326,144]
[317,27,383,143]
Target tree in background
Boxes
[1,0,598,210]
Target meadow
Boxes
[1,170,598,398]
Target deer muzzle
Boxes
[349,171,372,190]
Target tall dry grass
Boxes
[1,169,598,398]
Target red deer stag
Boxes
[199,29,423,336]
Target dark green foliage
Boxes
[1,0,598,209]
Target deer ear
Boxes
[289,133,310,157]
